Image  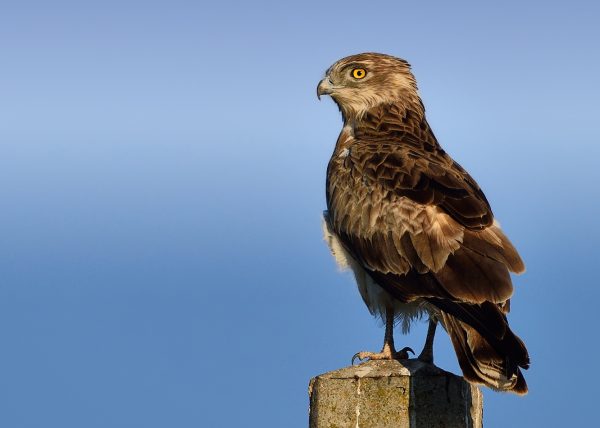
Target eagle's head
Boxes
[317,52,422,120]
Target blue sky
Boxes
[1,1,599,426]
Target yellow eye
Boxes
[352,68,367,79]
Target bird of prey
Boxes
[317,53,529,394]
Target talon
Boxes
[395,346,415,360]
[351,353,363,365]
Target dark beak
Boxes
[317,78,334,100]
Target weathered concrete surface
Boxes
[308,359,482,428]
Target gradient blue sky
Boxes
[1,1,599,427]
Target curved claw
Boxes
[395,346,415,360]
[351,352,363,365]
[401,346,415,355]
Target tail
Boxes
[429,298,529,394]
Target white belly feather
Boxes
[322,213,430,333]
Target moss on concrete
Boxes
[309,359,482,428]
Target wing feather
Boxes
[326,127,524,304]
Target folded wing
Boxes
[327,138,529,393]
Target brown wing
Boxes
[346,139,494,230]
[326,136,529,393]
[327,138,524,305]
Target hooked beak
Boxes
[317,77,334,100]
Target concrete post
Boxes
[308,359,482,428]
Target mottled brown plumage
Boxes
[318,53,529,394]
